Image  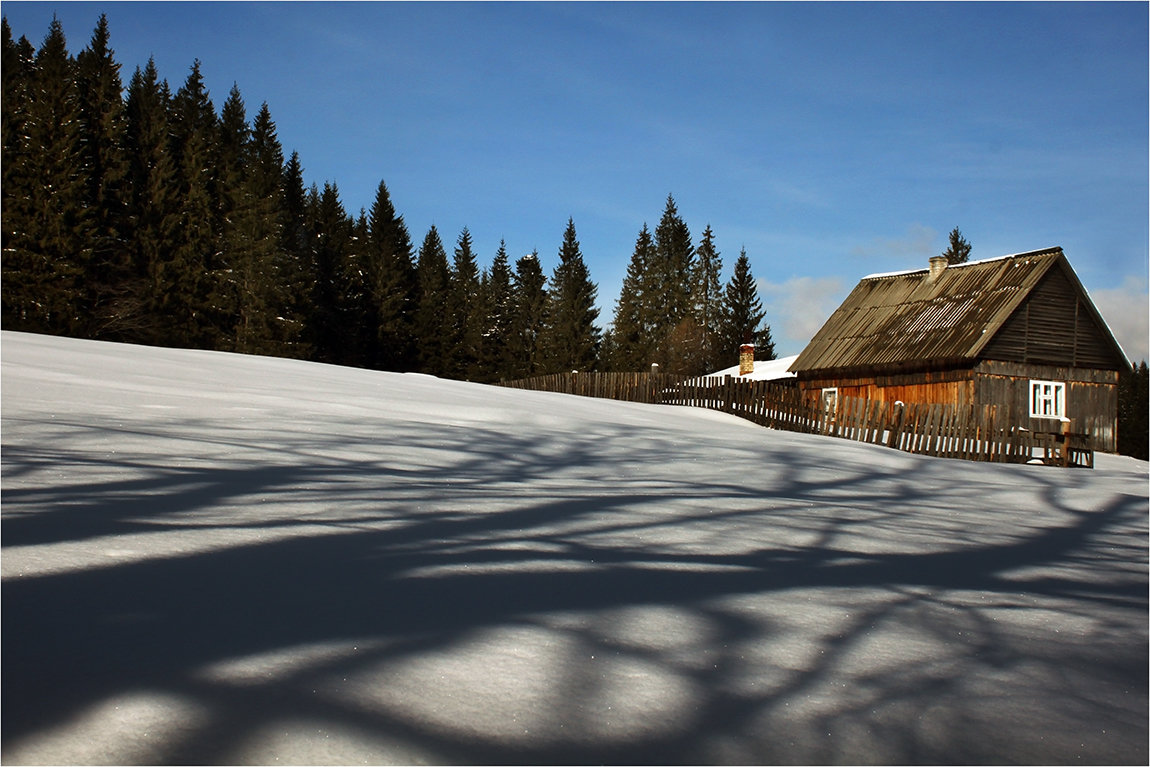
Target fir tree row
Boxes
[603,195,776,376]
[2,15,774,382]
[1117,361,1149,460]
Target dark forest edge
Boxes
[3,15,1145,458]
[1,15,773,380]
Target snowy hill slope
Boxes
[2,330,1147,765]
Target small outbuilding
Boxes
[706,353,799,384]
[788,247,1129,452]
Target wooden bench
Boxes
[1033,427,1094,468]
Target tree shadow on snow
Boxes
[2,410,1147,765]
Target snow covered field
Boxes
[2,330,1146,765]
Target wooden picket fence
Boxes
[500,372,1092,467]
[500,370,674,404]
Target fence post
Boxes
[984,405,997,461]
[906,403,921,452]
[1060,419,1072,468]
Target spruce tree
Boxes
[480,239,515,381]
[217,85,285,355]
[720,247,775,364]
[608,223,657,371]
[1,21,37,329]
[342,209,374,366]
[168,60,220,347]
[691,224,724,373]
[278,151,314,358]
[366,179,418,371]
[75,14,131,337]
[508,250,548,379]
[216,83,249,205]
[540,218,600,373]
[214,82,249,347]
[247,102,299,356]
[942,226,972,265]
[2,18,94,335]
[450,227,484,378]
[123,59,180,344]
[250,105,286,205]
[415,225,453,375]
[652,194,694,361]
[306,182,354,364]
[1,20,34,184]
[1,21,35,197]
[664,317,707,376]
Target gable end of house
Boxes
[977,257,1129,371]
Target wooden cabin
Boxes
[788,247,1129,452]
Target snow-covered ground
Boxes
[2,330,1146,765]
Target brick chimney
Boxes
[739,344,754,375]
[928,256,949,281]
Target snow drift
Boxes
[2,331,1146,764]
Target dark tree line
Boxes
[1118,361,1148,460]
[603,195,775,376]
[5,15,1140,457]
[2,16,774,381]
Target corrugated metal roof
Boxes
[790,248,1064,374]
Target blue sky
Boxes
[5,1,1148,359]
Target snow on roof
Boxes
[706,354,798,381]
[863,247,1062,280]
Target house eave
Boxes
[792,357,976,382]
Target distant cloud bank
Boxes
[1090,275,1149,363]
[758,276,846,357]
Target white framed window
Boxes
[820,387,838,415]
[1029,380,1066,419]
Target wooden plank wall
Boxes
[499,373,1093,467]
[973,363,1118,453]
[797,369,976,404]
[981,265,1125,370]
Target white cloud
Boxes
[1089,275,1149,364]
[758,276,847,357]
